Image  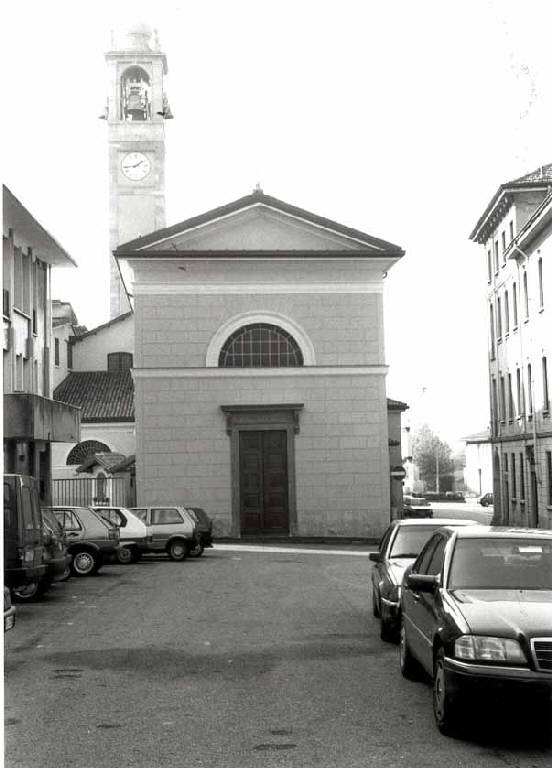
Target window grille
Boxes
[218,324,304,368]
[66,440,111,466]
[107,352,133,371]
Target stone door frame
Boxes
[220,403,304,537]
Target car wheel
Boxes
[399,620,420,680]
[167,539,188,562]
[372,587,380,618]
[433,648,459,736]
[56,565,72,582]
[116,546,133,565]
[188,542,204,558]
[380,613,398,643]
[71,549,100,576]
[13,581,41,601]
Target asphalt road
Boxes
[428,500,495,525]
[5,543,550,768]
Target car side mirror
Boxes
[407,573,439,593]
[369,552,381,563]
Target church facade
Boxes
[116,191,404,538]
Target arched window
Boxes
[66,441,111,466]
[218,324,304,368]
[120,66,151,121]
[107,352,133,371]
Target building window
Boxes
[523,270,529,319]
[218,323,304,368]
[519,453,525,501]
[494,241,499,273]
[489,304,496,358]
[511,453,516,498]
[13,248,23,309]
[547,452,552,506]
[54,337,60,366]
[67,341,73,369]
[107,351,133,371]
[507,373,514,421]
[491,378,498,433]
[512,282,518,327]
[538,257,544,308]
[15,354,23,391]
[499,376,506,422]
[543,357,550,413]
[66,440,111,466]
[487,250,492,282]
[3,289,10,317]
[501,231,506,262]
[509,221,514,242]
[504,290,509,334]
[516,367,522,416]
[496,297,502,340]
[527,363,533,416]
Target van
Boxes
[3,475,46,589]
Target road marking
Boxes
[215,544,375,557]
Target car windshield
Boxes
[42,510,64,536]
[449,538,552,590]
[389,525,443,558]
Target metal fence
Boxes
[51,477,131,507]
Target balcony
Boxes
[4,393,80,442]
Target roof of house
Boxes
[70,312,133,343]
[76,452,128,474]
[470,163,552,243]
[54,370,134,422]
[463,429,491,444]
[387,397,409,411]
[3,185,78,267]
[115,189,405,257]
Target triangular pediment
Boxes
[116,192,403,257]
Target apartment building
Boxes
[470,165,552,529]
[3,186,80,501]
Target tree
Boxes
[412,424,454,492]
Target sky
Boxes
[3,0,551,446]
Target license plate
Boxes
[4,614,15,631]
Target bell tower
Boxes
[104,24,172,318]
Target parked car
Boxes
[400,525,552,736]
[4,587,16,633]
[185,507,214,557]
[3,474,46,590]
[91,506,149,564]
[43,506,120,576]
[13,508,72,601]
[369,518,478,641]
[129,506,198,561]
[402,495,433,518]
[479,492,494,507]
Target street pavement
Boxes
[4,542,550,768]
[428,500,494,525]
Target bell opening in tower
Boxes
[120,66,151,121]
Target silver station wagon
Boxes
[129,506,198,561]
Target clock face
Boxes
[121,152,151,181]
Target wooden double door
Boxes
[239,430,289,535]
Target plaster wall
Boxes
[71,314,135,371]
[52,422,135,478]
[135,292,384,369]
[135,371,390,538]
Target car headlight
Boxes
[388,584,401,602]
[454,635,526,664]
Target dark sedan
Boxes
[370,518,478,641]
[400,526,552,737]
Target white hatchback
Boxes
[92,506,149,564]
